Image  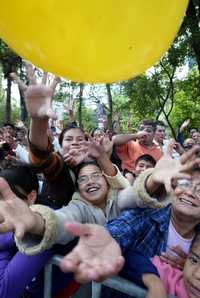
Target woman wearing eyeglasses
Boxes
[0,138,168,257]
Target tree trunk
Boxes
[186,0,200,73]
[19,59,27,122]
[78,83,84,128]
[5,76,11,123]
[106,84,113,130]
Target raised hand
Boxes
[147,139,200,193]
[63,149,87,167]
[63,96,76,122]
[0,178,38,239]
[10,63,60,120]
[59,223,124,283]
[87,136,107,160]
[101,133,114,157]
[179,118,190,132]
[135,131,149,139]
[160,245,187,270]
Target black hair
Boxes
[58,123,85,146]
[135,154,156,167]
[3,123,16,130]
[190,128,198,134]
[0,166,39,199]
[139,119,157,132]
[74,160,100,189]
[155,120,166,128]
[90,128,105,137]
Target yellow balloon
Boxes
[0,1,188,83]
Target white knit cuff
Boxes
[15,205,58,255]
[133,169,170,209]
[103,164,130,189]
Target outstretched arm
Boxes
[59,223,124,283]
[145,140,200,194]
[143,274,167,298]
[87,136,130,188]
[112,131,148,146]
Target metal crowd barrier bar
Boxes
[44,255,63,298]
[44,255,177,298]
[92,276,146,298]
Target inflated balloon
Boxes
[0,1,188,83]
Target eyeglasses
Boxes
[175,178,200,196]
[77,172,103,185]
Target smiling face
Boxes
[184,240,200,298]
[135,159,154,177]
[61,128,85,155]
[77,164,108,208]
[92,129,105,143]
[171,171,200,222]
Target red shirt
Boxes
[116,140,162,172]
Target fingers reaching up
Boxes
[59,223,124,283]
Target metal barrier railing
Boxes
[92,276,146,298]
[44,255,63,298]
[44,255,177,298]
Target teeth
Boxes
[180,198,193,206]
[87,187,99,193]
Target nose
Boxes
[71,140,80,147]
[84,178,95,187]
[184,187,197,198]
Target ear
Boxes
[27,190,37,205]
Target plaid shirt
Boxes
[106,205,172,257]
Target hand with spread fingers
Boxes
[0,178,43,240]
[59,223,125,283]
[146,139,200,193]
[10,63,60,120]
[160,245,187,270]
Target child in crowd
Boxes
[122,230,200,298]
[124,154,156,185]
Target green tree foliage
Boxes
[170,67,200,130]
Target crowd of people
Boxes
[0,65,200,298]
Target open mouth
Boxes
[179,197,196,207]
[86,186,100,193]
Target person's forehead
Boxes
[193,132,200,136]
[190,129,197,133]
[94,129,104,136]
[156,125,165,132]
[139,125,154,130]
[64,128,85,137]
[184,138,195,145]
[79,164,101,176]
